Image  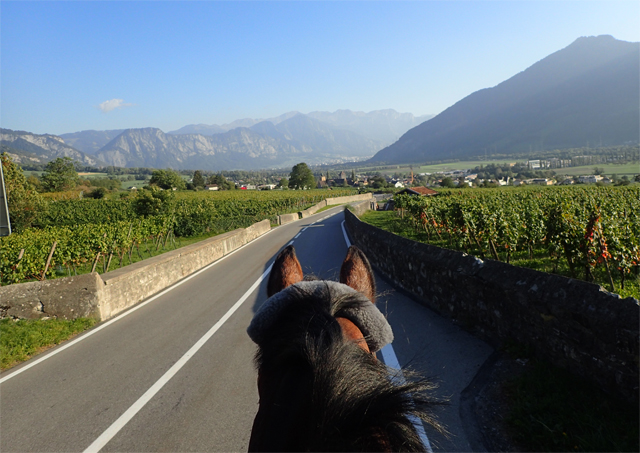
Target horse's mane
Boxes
[253,283,444,452]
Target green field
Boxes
[555,162,639,177]
[356,160,521,175]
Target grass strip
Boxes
[0,317,97,370]
[505,358,639,452]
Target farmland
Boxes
[0,188,357,285]
[368,185,640,299]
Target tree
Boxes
[440,177,456,188]
[369,175,387,189]
[88,187,107,199]
[288,163,316,190]
[192,170,205,188]
[207,173,234,190]
[1,153,46,232]
[149,169,186,190]
[132,186,175,217]
[278,177,289,189]
[40,157,79,192]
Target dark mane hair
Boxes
[252,284,445,452]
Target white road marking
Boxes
[294,232,301,238]
[83,265,273,453]
[380,345,434,453]
[341,220,432,452]
[288,240,294,246]
[0,228,276,385]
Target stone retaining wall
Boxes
[0,220,271,322]
[344,209,639,401]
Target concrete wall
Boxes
[299,200,326,219]
[0,273,103,320]
[344,209,639,401]
[277,213,299,225]
[0,194,373,322]
[325,193,373,206]
[99,219,270,320]
[347,199,378,217]
[0,220,271,322]
[299,193,373,218]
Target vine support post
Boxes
[105,252,114,273]
[91,252,101,273]
[41,241,57,280]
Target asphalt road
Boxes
[0,206,492,452]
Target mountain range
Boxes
[370,35,639,164]
[0,129,104,166]
[26,109,427,169]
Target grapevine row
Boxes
[394,186,640,291]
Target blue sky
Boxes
[2,1,638,135]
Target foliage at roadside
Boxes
[0,317,97,370]
[1,152,47,233]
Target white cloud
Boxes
[98,99,133,113]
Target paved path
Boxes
[0,206,492,452]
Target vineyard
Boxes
[389,186,640,298]
[0,188,357,285]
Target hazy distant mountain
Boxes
[59,129,125,154]
[169,109,432,146]
[0,129,105,166]
[92,113,395,170]
[250,114,384,156]
[168,112,301,135]
[94,127,310,170]
[371,35,640,164]
[306,109,433,144]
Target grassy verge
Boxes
[504,352,639,452]
[359,210,639,299]
[0,317,98,370]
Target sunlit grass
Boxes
[0,317,98,370]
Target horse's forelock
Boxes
[248,281,393,353]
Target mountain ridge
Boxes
[0,128,105,166]
[370,35,639,164]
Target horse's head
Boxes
[249,245,392,355]
[247,245,439,452]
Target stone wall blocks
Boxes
[343,207,639,401]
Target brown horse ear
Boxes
[267,245,304,297]
[340,246,376,303]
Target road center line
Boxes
[341,220,432,452]
[83,265,273,453]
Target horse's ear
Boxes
[340,246,376,303]
[267,245,304,297]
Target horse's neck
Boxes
[248,365,312,452]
